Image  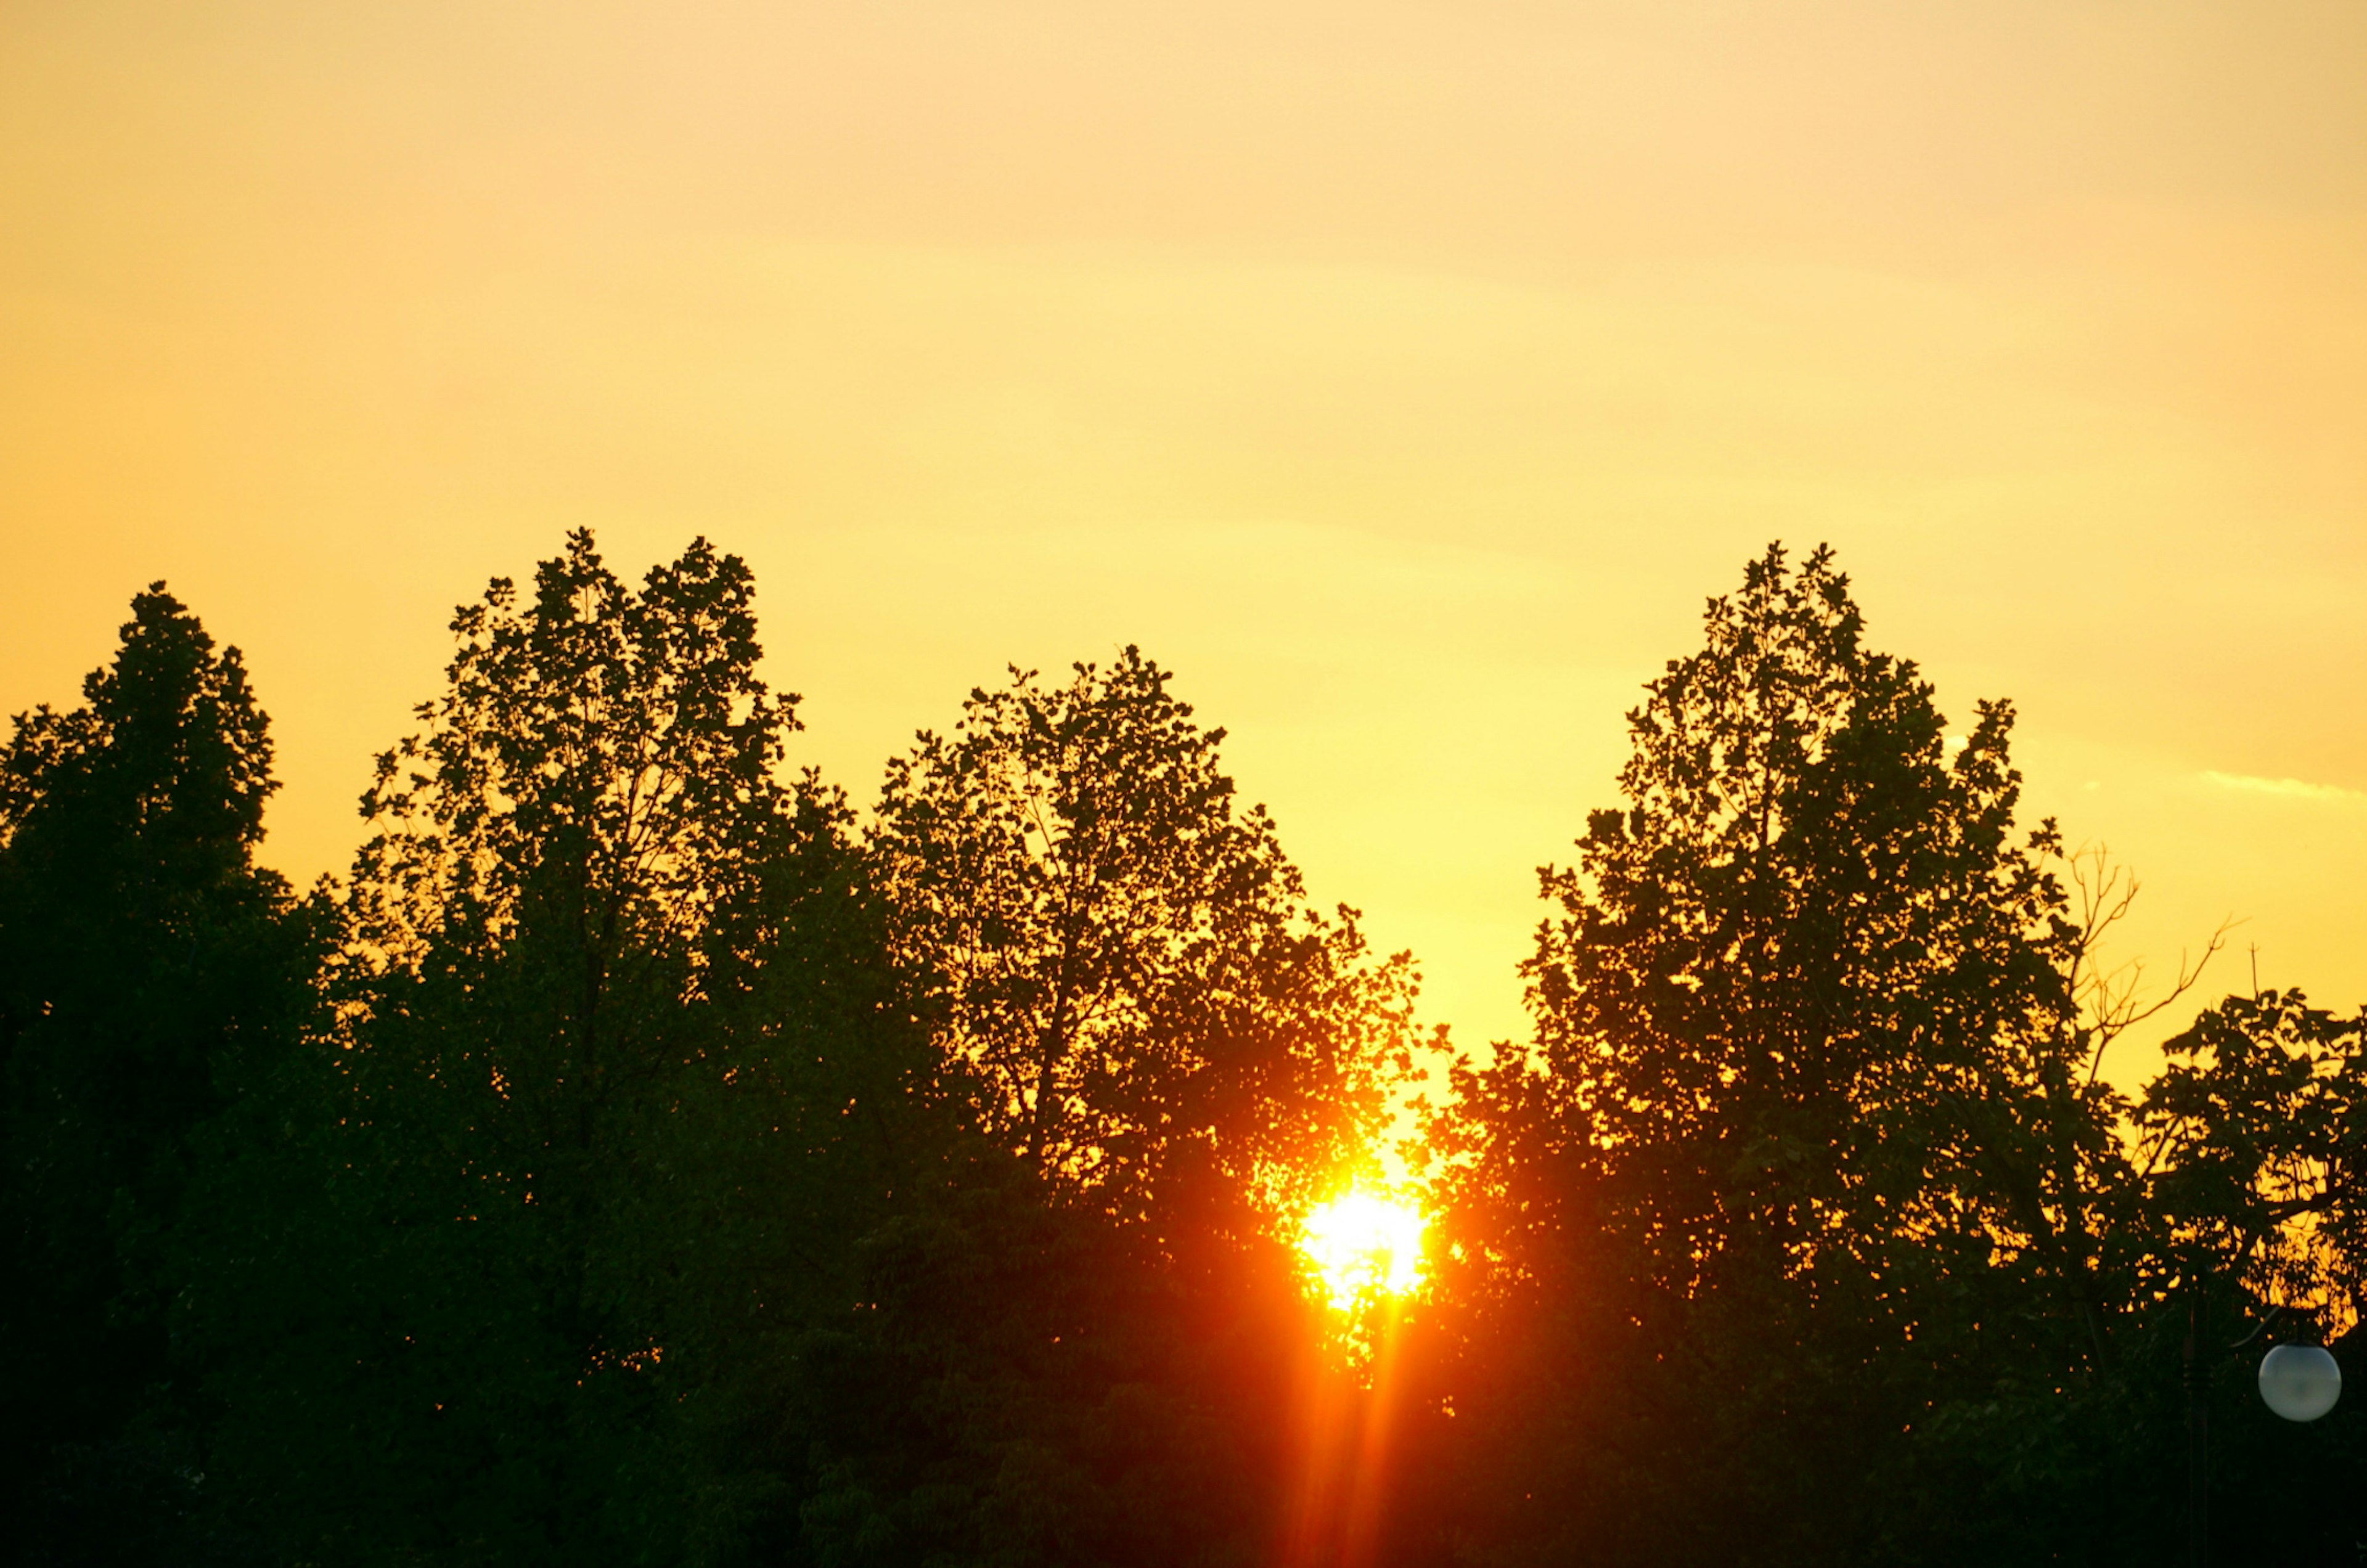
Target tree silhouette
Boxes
[873,648,1420,1236]
[8,536,2359,1567]
[189,533,926,1566]
[1410,544,2169,1565]
[2143,989,2367,1324]
[0,586,322,1560]
[838,647,1426,1566]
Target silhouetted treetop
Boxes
[874,647,1420,1235]
[2,582,276,864]
[2143,989,2367,1320]
[0,584,318,1561]
[353,528,795,975]
[1519,543,2068,1300]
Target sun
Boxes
[1301,1188,1426,1309]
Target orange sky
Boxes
[4,1,2362,1077]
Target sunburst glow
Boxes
[1301,1189,1426,1309]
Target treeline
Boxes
[2,534,2360,1566]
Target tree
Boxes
[1408,544,2130,1566]
[1531,543,2066,1311]
[872,647,1418,1236]
[827,648,1425,1567]
[188,532,925,1566]
[2128,989,2367,1562]
[0,585,323,1561]
[2141,989,2367,1320]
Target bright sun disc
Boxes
[1301,1190,1425,1309]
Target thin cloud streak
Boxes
[2201,770,2366,804]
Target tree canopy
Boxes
[6,536,2359,1567]
[1402,544,2364,1566]
[1,586,323,1560]
[873,648,1418,1233]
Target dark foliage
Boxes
[5,537,2357,1567]
[1,586,326,1564]
[1400,544,2364,1567]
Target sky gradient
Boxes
[4,0,2361,1073]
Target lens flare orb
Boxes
[1301,1190,1425,1309]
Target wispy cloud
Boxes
[2201,771,2366,804]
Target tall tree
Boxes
[188,532,923,1566]
[825,649,1423,1567]
[0,586,321,1559]
[872,647,1418,1236]
[1408,544,2127,1566]
[1526,542,2066,1316]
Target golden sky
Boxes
[4,1,2362,1074]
